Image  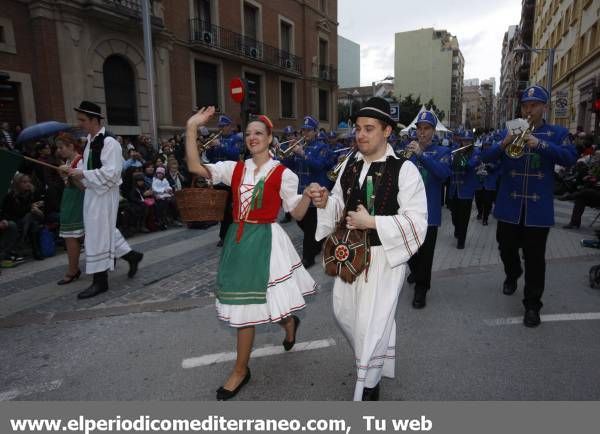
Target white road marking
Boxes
[182,338,336,369]
[0,379,63,401]
[485,312,600,326]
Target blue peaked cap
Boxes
[301,115,318,130]
[415,110,437,128]
[521,85,549,104]
[217,115,233,127]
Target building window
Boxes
[280,20,292,53]
[244,2,259,41]
[0,18,16,54]
[280,80,295,118]
[319,38,328,65]
[244,72,262,113]
[194,60,219,109]
[318,89,329,122]
[103,55,137,126]
[195,0,212,26]
[319,0,327,12]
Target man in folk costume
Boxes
[481,85,577,327]
[403,110,452,309]
[67,101,143,299]
[313,97,428,400]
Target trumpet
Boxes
[327,148,356,182]
[505,117,534,159]
[399,149,413,159]
[398,141,420,159]
[275,136,306,159]
[198,130,222,152]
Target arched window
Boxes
[103,55,137,125]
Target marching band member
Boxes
[449,130,480,249]
[481,85,577,327]
[288,115,333,268]
[313,97,428,400]
[185,107,317,400]
[206,114,244,247]
[404,111,452,309]
[474,138,500,225]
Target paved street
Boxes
[1,200,600,401]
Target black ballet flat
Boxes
[282,315,300,351]
[216,369,251,401]
[57,269,81,285]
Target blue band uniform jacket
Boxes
[206,132,243,163]
[408,144,451,226]
[480,121,577,227]
[449,147,481,200]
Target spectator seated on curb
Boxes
[1,173,46,260]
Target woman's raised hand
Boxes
[186,106,216,130]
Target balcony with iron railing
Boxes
[189,18,303,75]
[317,64,337,82]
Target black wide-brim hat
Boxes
[351,97,395,127]
[74,100,104,119]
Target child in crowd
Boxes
[152,167,174,230]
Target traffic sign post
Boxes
[390,103,400,122]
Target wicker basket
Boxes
[175,185,228,222]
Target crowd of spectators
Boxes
[0,123,222,271]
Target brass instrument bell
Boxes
[505,117,534,159]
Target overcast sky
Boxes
[338,0,523,91]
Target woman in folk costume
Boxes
[56,133,85,285]
[185,107,317,401]
[313,97,428,400]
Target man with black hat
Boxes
[67,101,144,299]
[313,97,428,400]
[481,85,577,327]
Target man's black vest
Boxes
[339,155,406,246]
[88,130,115,170]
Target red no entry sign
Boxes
[230,77,245,103]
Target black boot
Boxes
[77,271,109,299]
[122,250,144,278]
[412,287,427,309]
[362,383,380,401]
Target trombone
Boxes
[327,147,356,182]
[275,135,306,159]
[198,129,223,153]
[451,143,474,169]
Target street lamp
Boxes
[514,43,555,115]
[348,89,360,119]
[372,75,394,97]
